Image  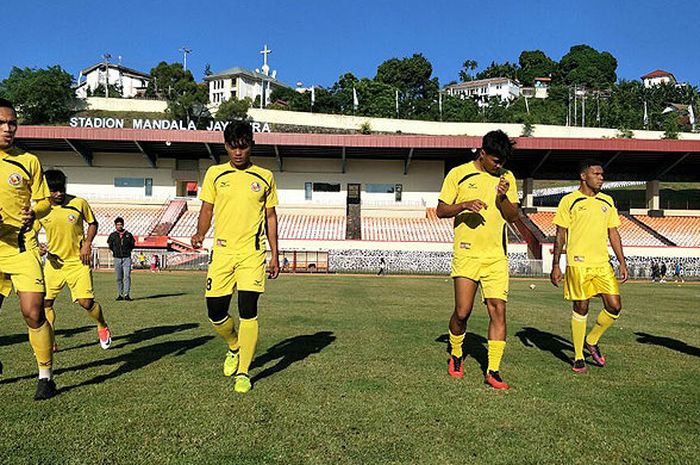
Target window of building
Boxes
[312,182,341,192]
[114,177,145,188]
[365,183,395,193]
[304,182,312,200]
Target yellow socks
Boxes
[449,331,465,358]
[487,340,506,372]
[210,315,240,351]
[28,321,54,379]
[237,317,259,375]
[586,309,619,346]
[571,312,588,361]
[86,302,108,330]
[45,306,55,329]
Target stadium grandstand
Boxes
[16,109,700,278]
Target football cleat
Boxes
[234,374,252,394]
[448,355,464,379]
[99,327,112,350]
[585,342,606,367]
[223,349,239,377]
[34,378,57,400]
[484,371,510,390]
[572,359,587,373]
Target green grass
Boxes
[1,272,699,465]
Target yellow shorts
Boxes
[0,272,12,297]
[0,250,45,293]
[451,256,509,302]
[564,265,619,301]
[44,257,94,302]
[205,250,266,297]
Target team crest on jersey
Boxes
[251,182,261,192]
[67,214,77,223]
[468,183,477,189]
[7,173,22,187]
[601,205,608,213]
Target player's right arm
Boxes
[550,226,567,287]
[192,201,213,249]
[436,169,487,218]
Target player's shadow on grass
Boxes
[131,292,189,301]
[635,332,700,357]
[0,334,213,391]
[515,327,573,366]
[250,331,336,384]
[435,333,488,373]
[59,323,200,352]
[0,325,92,347]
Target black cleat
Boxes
[123,295,133,301]
[34,378,57,400]
[116,296,124,301]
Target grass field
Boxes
[1,272,698,465]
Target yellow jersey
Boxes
[0,147,49,256]
[200,162,278,254]
[552,190,621,267]
[438,161,518,259]
[38,195,97,262]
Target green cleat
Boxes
[234,374,252,394]
[223,349,239,377]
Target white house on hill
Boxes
[204,67,289,106]
[444,77,520,106]
[75,63,151,99]
[641,70,676,88]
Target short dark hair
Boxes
[44,169,67,192]
[0,98,15,113]
[114,217,124,225]
[579,159,603,174]
[482,130,515,161]
[223,120,254,147]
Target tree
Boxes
[559,45,617,89]
[215,97,252,120]
[375,54,439,119]
[459,60,478,82]
[518,50,557,85]
[0,65,78,124]
[475,61,519,81]
[88,83,124,98]
[146,62,208,124]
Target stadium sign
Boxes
[69,117,272,132]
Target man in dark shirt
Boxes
[107,217,135,300]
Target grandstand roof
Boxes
[15,126,700,181]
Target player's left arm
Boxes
[608,227,628,283]
[265,207,279,279]
[495,172,520,223]
[81,201,98,265]
[22,159,51,226]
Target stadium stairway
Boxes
[149,199,188,236]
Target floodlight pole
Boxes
[179,47,192,72]
[102,53,112,98]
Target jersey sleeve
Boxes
[199,167,216,204]
[505,171,518,204]
[552,197,571,228]
[30,158,49,201]
[265,174,278,208]
[607,199,621,228]
[82,199,97,224]
[438,169,458,205]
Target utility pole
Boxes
[179,47,192,72]
[102,53,112,98]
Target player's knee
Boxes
[605,302,622,315]
[487,301,506,321]
[238,291,260,319]
[206,295,232,322]
[78,298,94,310]
[453,305,472,321]
[573,301,589,315]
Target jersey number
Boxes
[206,278,212,291]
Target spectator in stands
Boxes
[107,217,135,301]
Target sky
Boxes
[4,0,700,88]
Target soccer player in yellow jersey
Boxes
[0,98,57,399]
[192,120,279,394]
[550,160,628,373]
[438,130,519,390]
[37,169,112,351]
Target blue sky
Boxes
[5,0,699,87]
